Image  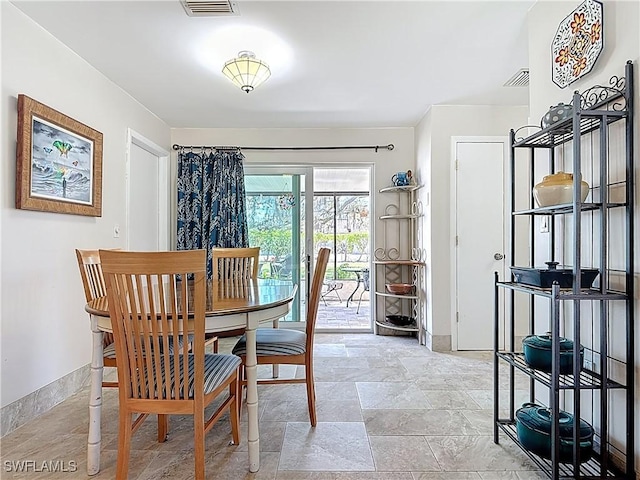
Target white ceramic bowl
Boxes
[532,172,589,207]
[533,183,589,207]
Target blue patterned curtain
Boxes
[176,149,249,278]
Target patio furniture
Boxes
[321,280,343,306]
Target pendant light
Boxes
[222,50,271,93]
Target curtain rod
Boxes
[172,144,395,152]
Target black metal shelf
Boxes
[512,202,626,216]
[496,421,627,479]
[513,113,626,149]
[496,282,627,300]
[496,352,626,390]
[495,62,635,480]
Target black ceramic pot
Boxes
[522,333,583,374]
[385,315,413,326]
[515,403,593,463]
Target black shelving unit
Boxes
[493,61,635,480]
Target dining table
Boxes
[84,278,297,475]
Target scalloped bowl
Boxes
[385,283,414,295]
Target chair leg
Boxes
[305,367,317,427]
[194,408,205,480]
[116,412,133,480]
[157,414,168,442]
[356,289,368,314]
[230,369,241,445]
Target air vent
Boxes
[504,68,530,87]
[180,0,239,16]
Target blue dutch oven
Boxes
[515,403,593,463]
[522,333,583,374]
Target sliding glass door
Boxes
[245,165,372,331]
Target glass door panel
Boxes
[244,168,312,325]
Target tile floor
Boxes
[0,334,541,479]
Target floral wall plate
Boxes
[551,0,603,88]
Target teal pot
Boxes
[522,333,583,374]
[516,403,593,463]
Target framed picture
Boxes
[16,94,103,216]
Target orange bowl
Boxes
[385,283,414,295]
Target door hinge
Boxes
[456,312,459,323]
[455,235,458,246]
[455,160,459,170]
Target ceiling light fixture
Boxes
[222,51,271,93]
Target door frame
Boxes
[450,136,510,351]
[125,128,170,250]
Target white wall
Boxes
[415,105,529,349]
[0,3,170,411]
[527,0,639,473]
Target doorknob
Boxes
[494,253,504,261]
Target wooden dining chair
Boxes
[100,249,241,480]
[76,248,178,440]
[75,249,119,388]
[212,247,260,280]
[206,247,261,352]
[232,247,330,426]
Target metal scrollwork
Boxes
[579,74,627,111]
[374,248,400,261]
[514,125,543,141]
[384,204,399,216]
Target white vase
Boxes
[533,172,589,207]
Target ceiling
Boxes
[12,0,535,129]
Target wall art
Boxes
[16,95,103,216]
[551,0,603,88]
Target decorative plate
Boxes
[551,0,603,88]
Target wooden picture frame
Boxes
[16,94,103,216]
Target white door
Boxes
[454,139,507,350]
[127,130,169,251]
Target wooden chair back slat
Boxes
[212,247,260,280]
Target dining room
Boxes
[2,0,640,478]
